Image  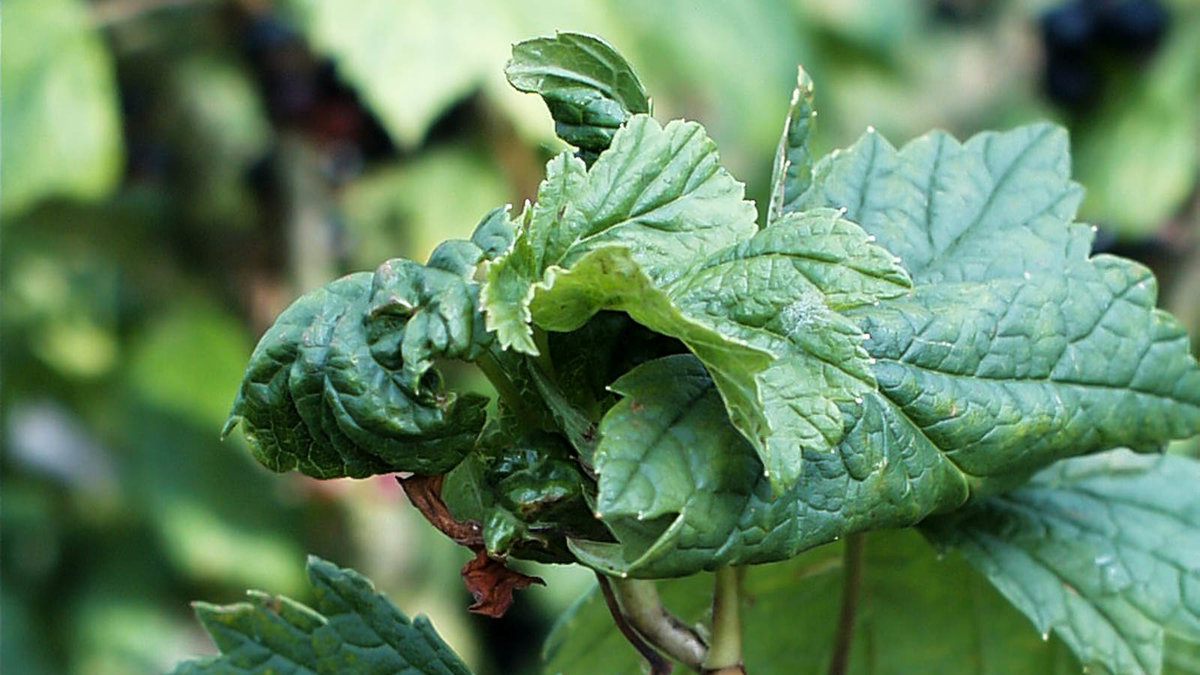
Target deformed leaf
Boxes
[506,32,649,153]
[483,114,758,354]
[172,556,470,675]
[485,115,910,493]
[923,450,1200,675]
[226,260,490,479]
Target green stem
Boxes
[596,574,674,675]
[475,351,534,426]
[703,567,743,673]
[828,533,865,675]
[612,578,708,672]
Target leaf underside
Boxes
[173,556,470,675]
[924,450,1200,675]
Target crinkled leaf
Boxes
[486,115,910,492]
[548,530,1080,674]
[225,260,490,479]
[482,114,758,354]
[923,450,1200,675]
[172,556,470,675]
[568,123,1199,577]
[666,208,911,490]
[801,123,1200,492]
[506,33,649,153]
[767,66,816,224]
[2,0,122,217]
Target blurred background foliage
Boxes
[2,0,1198,672]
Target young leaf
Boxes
[767,65,816,224]
[172,556,471,675]
[225,260,490,479]
[485,115,910,492]
[506,32,649,153]
[923,450,1200,675]
[483,114,758,353]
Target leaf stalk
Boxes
[828,533,865,675]
[611,577,709,672]
[702,566,745,674]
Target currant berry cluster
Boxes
[1040,0,1170,108]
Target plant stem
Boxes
[475,351,535,425]
[597,574,674,675]
[612,578,708,672]
[828,533,865,675]
[702,567,744,674]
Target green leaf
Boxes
[802,123,1200,492]
[482,114,758,354]
[767,66,816,224]
[1072,12,1200,236]
[547,530,1080,674]
[1,0,122,217]
[225,260,490,479]
[562,121,1199,577]
[923,450,1200,675]
[173,556,471,675]
[506,32,649,153]
[485,115,911,492]
[666,209,911,490]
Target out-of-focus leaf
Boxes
[924,450,1200,675]
[341,147,510,269]
[506,33,649,153]
[226,259,491,479]
[127,304,252,430]
[1,0,123,217]
[173,557,471,675]
[1073,12,1200,236]
[547,530,1080,674]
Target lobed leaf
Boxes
[923,450,1200,675]
[506,32,649,153]
[173,556,470,675]
[226,257,491,479]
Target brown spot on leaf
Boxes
[461,549,545,618]
[629,400,644,413]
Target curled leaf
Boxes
[226,260,490,479]
[461,549,545,618]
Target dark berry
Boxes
[1044,51,1102,109]
[1041,0,1100,53]
[1097,0,1169,54]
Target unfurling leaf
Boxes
[225,258,490,479]
[506,32,649,154]
[173,557,470,675]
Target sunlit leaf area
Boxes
[3,1,1198,673]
